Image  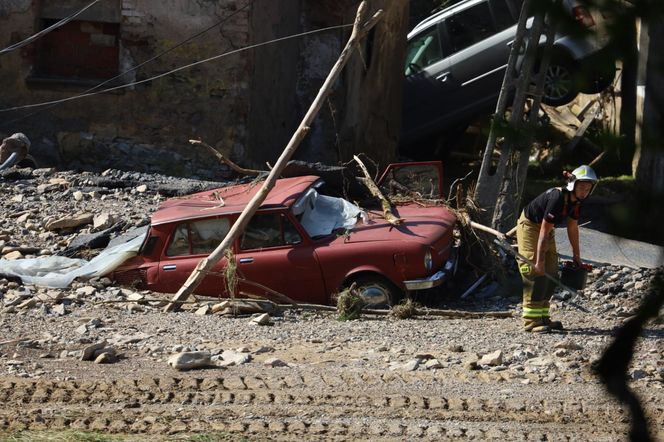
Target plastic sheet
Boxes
[298,190,366,238]
[0,233,146,288]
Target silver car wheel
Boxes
[544,64,573,100]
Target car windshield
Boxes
[292,188,365,238]
[405,27,442,75]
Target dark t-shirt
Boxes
[524,188,581,225]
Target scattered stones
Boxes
[250,313,271,326]
[45,213,93,231]
[264,357,288,367]
[167,351,212,371]
[81,342,108,361]
[479,350,503,366]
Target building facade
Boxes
[0,0,407,179]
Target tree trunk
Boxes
[634,19,664,195]
[618,17,638,175]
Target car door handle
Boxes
[507,40,514,47]
[162,264,177,271]
[239,257,254,264]
[435,72,449,82]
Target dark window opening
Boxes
[33,19,119,81]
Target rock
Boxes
[93,212,116,230]
[3,250,23,260]
[17,298,37,309]
[264,358,288,367]
[631,369,648,380]
[634,280,646,290]
[220,350,251,366]
[94,352,116,364]
[75,324,89,335]
[402,359,420,371]
[52,304,68,316]
[136,184,148,193]
[414,353,435,361]
[195,305,211,316]
[553,339,583,351]
[525,357,555,367]
[125,292,144,302]
[45,213,93,231]
[250,313,271,325]
[76,286,97,297]
[81,342,108,361]
[73,191,84,201]
[424,358,443,370]
[479,350,503,366]
[168,351,212,370]
[554,349,569,357]
[252,346,274,354]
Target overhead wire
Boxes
[0,1,252,128]
[0,0,102,55]
[0,23,353,114]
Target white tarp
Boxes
[0,233,145,288]
[297,190,366,238]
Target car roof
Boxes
[151,175,320,226]
[410,0,487,37]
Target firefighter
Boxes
[516,165,598,333]
[0,133,31,171]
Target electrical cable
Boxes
[0,23,352,114]
[0,1,251,128]
[0,0,102,55]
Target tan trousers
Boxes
[516,212,559,325]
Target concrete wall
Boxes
[0,0,408,177]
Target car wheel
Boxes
[347,275,402,309]
[541,57,578,107]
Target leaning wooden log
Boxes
[353,155,403,226]
[190,139,265,176]
[163,2,383,312]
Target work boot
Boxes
[543,318,564,330]
[524,319,550,333]
[524,324,551,333]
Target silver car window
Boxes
[405,26,443,74]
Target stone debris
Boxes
[479,350,503,367]
[250,313,271,325]
[167,351,212,371]
[45,213,93,231]
[264,357,288,367]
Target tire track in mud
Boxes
[0,375,659,439]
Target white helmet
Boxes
[566,165,598,194]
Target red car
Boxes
[112,162,458,307]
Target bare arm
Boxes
[534,220,555,275]
[567,217,582,266]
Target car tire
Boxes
[347,274,402,309]
[541,56,579,107]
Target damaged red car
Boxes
[112,162,458,307]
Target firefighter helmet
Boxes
[566,165,598,194]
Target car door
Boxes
[157,218,230,296]
[235,211,327,304]
[402,23,455,144]
[442,0,517,119]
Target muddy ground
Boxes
[0,167,662,441]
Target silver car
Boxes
[401,0,616,148]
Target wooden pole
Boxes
[164,2,383,312]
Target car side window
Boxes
[490,0,517,31]
[240,213,302,250]
[166,223,190,256]
[190,218,230,255]
[404,26,443,74]
[446,2,496,54]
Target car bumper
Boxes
[403,248,457,291]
